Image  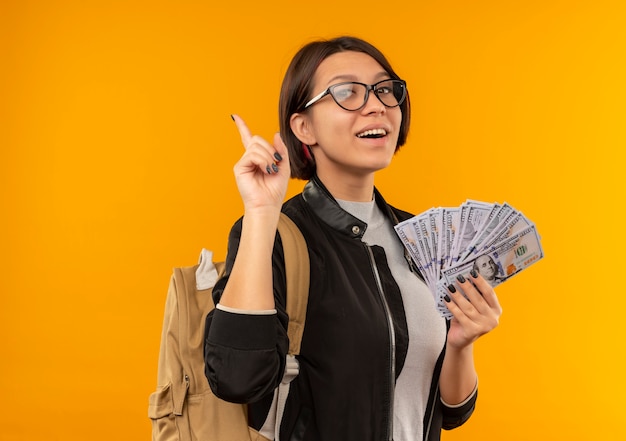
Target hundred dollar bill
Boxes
[435,224,544,316]
[396,212,445,291]
[414,213,437,286]
[431,209,445,280]
[441,207,460,271]
[449,201,493,266]
[395,221,424,271]
[448,203,468,267]
[395,218,437,291]
[466,210,534,261]
[458,203,512,263]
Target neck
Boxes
[316,169,375,202]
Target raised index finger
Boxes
[231,114,253,148]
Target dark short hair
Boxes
[279,36,411,180]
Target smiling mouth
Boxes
[356,128,387,139]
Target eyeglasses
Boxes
[303,79,407,111]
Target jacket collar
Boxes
[302,175,399,240]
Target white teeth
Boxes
[356,128,387,138]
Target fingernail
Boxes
[470,269,478,278]
[444,295,451,302]
[266,165,272,174]
[456,275,466,283]
[230,114,234,121]
[271,163,279,173]
[274,152,283,161]
[447,284,456,293]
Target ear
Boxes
[290,112,317,145]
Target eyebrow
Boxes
[325,71,391,85]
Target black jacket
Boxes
[204,176,476,440]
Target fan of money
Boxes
[394,200,544,319]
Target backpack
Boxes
[148,213,310,441]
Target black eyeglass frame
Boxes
[303,79,407,111]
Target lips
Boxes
[356,128,388,138]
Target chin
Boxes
[366,158,394,173]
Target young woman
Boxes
[204,36,502,441]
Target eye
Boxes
[332,84,358,102]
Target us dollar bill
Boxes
[435,224,544,313]
[395,201,544,319]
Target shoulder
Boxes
[281,193,309,225]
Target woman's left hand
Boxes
[444,272,503,350]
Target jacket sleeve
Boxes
[203,217,290,404]
[441,387,478,430]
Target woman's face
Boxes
[299,51,403,180]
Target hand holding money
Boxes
[395,200,544,319]
[444,269,502,349]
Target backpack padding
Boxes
[278,213,310,356]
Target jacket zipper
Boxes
[365,244,396,441]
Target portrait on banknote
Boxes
[473,254,506,287]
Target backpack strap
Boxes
[277,213,310,356]
[263,213,309,441]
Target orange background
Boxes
[1,0,625,440]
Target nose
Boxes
[361,88,386,114]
